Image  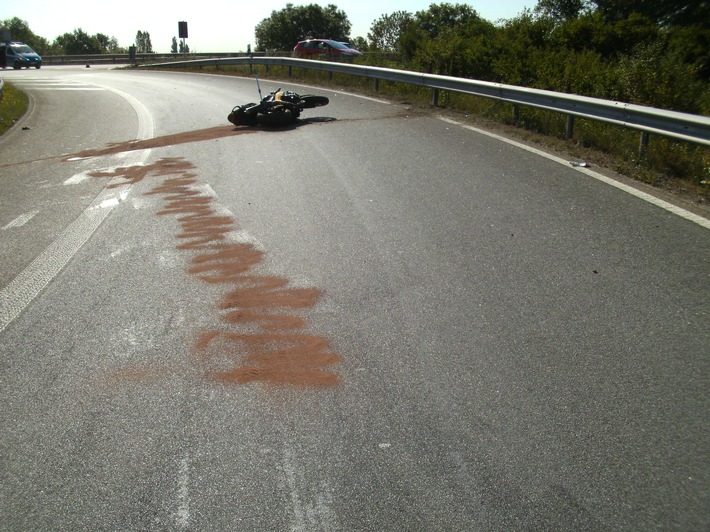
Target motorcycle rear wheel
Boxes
[228,104,258,126]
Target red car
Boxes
[293,39,361,59]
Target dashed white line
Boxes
[11,80,105,91]
[176,454,190,529]
[2,210,39,230]
[64,172,90,185]
[283,444,307,532]
[32,87,105,91]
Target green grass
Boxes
[0,81,29,136]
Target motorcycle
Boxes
[228,84,329,128]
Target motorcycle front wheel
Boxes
[301,95,329,109]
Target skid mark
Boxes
[62,126,257,161]
[0,127,256,170]
[89,157,341,387]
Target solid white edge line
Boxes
[437,116,710,231]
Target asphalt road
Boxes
[1,66,708,530]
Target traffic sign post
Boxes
[178,21,188,54]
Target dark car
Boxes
[293,39,361,59]
[1,42,42,69]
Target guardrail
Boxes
[145,55,710,151]
[42,52,264,66]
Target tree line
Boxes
[0,17,158,55]
[1,17,122,54]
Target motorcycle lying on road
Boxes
[228,87,329,127]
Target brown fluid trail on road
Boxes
[88,156,341,387]
[62,126,255,161]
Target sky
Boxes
[2,0,538,53]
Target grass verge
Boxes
[0,81,29,136]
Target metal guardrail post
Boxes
[566,115,575,140]
[639,131,650,159]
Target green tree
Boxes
[590,0,710,27]
[368,11,413,52]
[614,40,707,113]
[547,11,658,57]
[414,2,480,38]
[254,3,351,51]
[95,33,121,53]
[53,28,103,54]
[171,36,178,53]
[0,17,50,54]
[398,3,496,76]
[135,30,153,53]
[667,24,710,80]
[487,10,556,85]
[349,36,368,52]
[534,0,590,21]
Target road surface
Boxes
[1,66,708,530]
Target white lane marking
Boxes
[11,79,81,83]
[282,443,338,532]
[101,85,155,145]
[12,80,105,91]
[90,190,129,210]
[64,172,90,185]
[437,116,710,230]
[0,83,154,333]
[2,210,39,230]
[283,445,307,532]
[176,454,190,529]
[32,87,105,91]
